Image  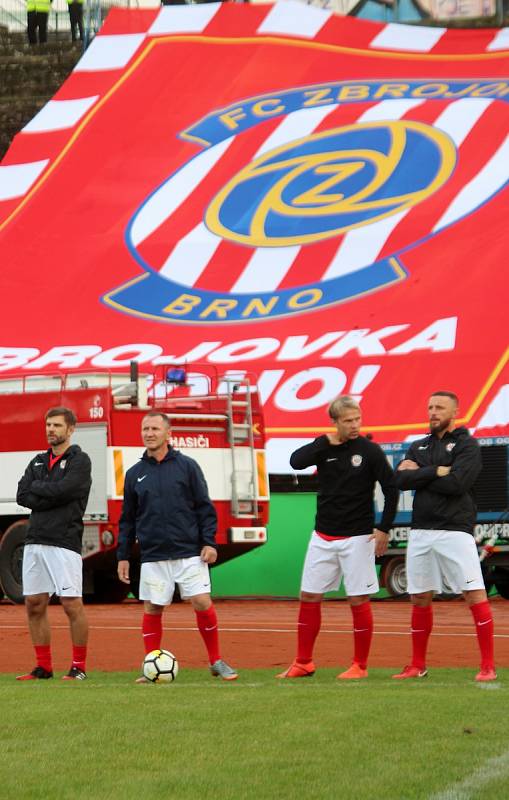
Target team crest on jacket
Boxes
[103,79,509,324]
[351,454,363,467]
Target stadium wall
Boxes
[212,493,347,599]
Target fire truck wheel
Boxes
[380,556,408,597]
[0,521,26,604]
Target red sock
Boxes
[195,605,220,665]
[351,601,373,670]
[411,605,433,670]
[142,612,163,655]
[71,645,87,672]
[296,601,321,663]
[34,645,52,673]
[470,600,495,670]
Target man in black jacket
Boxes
[16,407,92,681]
[277,395,398,680]
[392,391,496,682]
[117,411,237,682]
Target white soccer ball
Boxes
[142,649,179,683]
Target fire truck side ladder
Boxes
[225,378,259,519]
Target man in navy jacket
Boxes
[117,411,237,681]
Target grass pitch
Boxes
[1,668,508,800]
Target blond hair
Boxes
[328,395,360,421]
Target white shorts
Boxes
[406,529,485,595]
[139,556,211,606]
[22,544,83,597]
[301,532,378,597]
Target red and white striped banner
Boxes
[1,2,508,470]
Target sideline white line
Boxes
[428,750,509,800]
[1,624,509,638]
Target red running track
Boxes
[1,598,508,673]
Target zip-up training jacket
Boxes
[117,448,217,562]
[394,426,481,534]
[290,435,398,537]
[16,444,92,554]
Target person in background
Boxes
[16,407,92,680]
[278,395,398,680]
[26,0,52,45]
[67,0,84,43]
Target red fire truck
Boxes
[0,364,269,603]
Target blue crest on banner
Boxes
[103,79,508,324]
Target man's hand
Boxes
[397,459,419,471]
[117,560,130,584]
[436,465,451,477]
[200,546,218,564]
[369,529,390,557]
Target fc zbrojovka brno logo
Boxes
[103,79,509,324]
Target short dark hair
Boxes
[430,391,458,406]
[143,411,170,427]
[46,407,77,426]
